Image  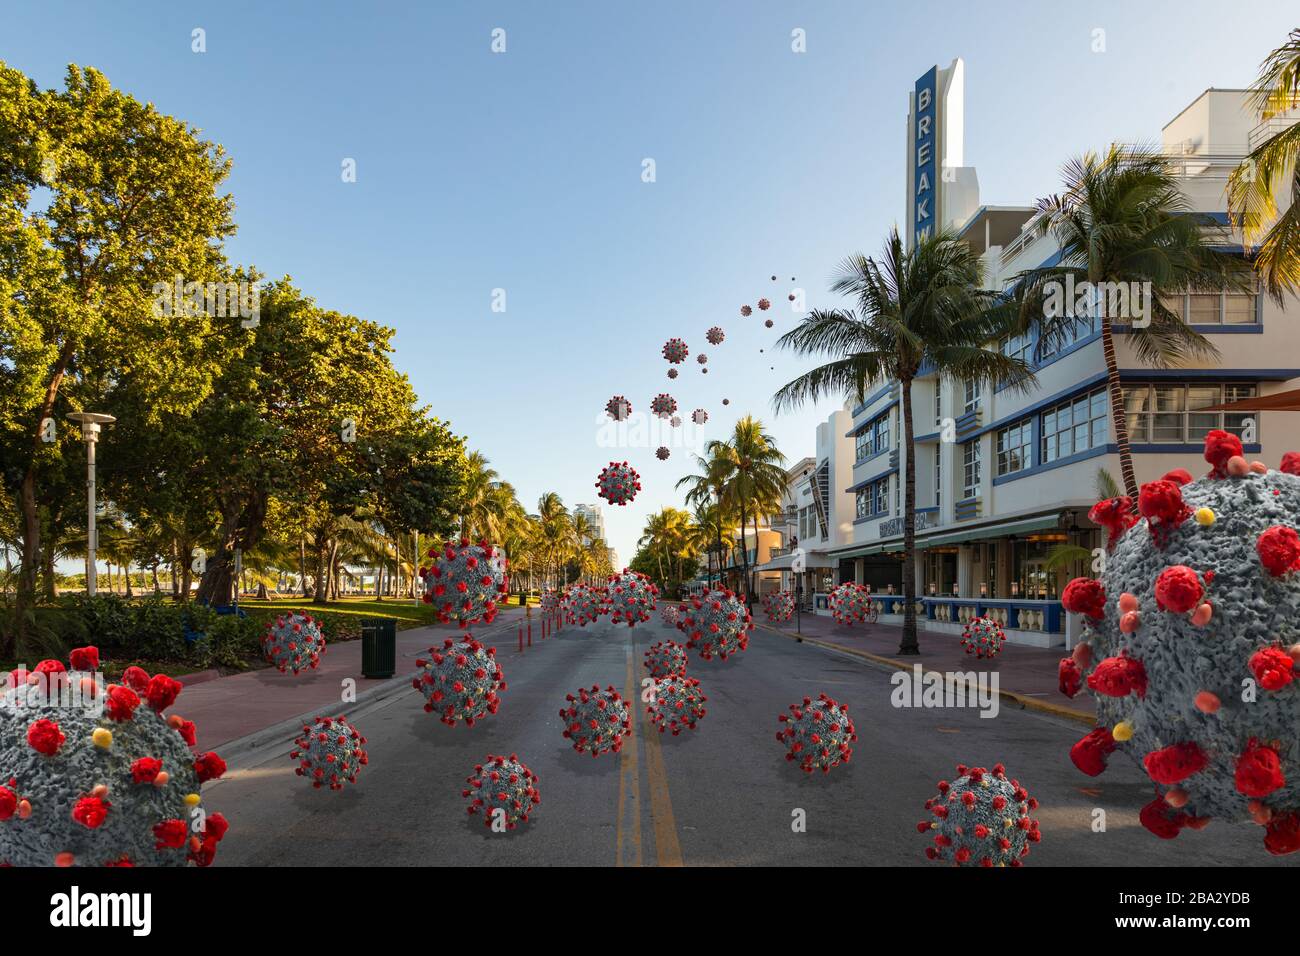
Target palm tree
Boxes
[677,459,731,587]
[774,228,1034,655]
[1016,146,1251,501]
[1228,30,1300,302]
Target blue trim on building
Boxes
[846,466,897,493]
[852,445,892,469]
[990,441,1265,486]
[850,383,896,418]
[847,400,898,436]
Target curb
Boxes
[756,623,1096,727]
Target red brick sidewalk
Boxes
[757,609,1096,724]
[176,604,542,751]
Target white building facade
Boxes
[824,62,1300,646]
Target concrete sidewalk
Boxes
[757,608,1096,725]
[175,603,546,751]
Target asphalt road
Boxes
[208,615,1294,866]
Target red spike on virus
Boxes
[1061,430,1300,853]
[0,647,227,867]
[291,715,368,791]
[418,539,509,626]
[560,685,631,757]
[412,636,506,726]
[920,763,1040,866]
[961,616,1006,659]
[776,693,856,774]
[661,338,689,364]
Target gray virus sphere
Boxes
[775,693,856,774]
[678,587,752,660]
[762,590,794,624]
[560,685,631,756]
[604,569,659,626]
[919,763,1040,866]
[291,715,368,790]
[261,611,325,673]
[961,616,1006,659]
[647,675,707,735]
[412,636,506,726]
[561,583,606,626]
[463,753,540,830]
[644,640,688,678]
[0,647,228,867]
[420,538,509,627]
[1059,431,1300,854]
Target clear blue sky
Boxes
[4,0,1295,566]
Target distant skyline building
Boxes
[573,502,607,544]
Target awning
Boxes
[830,514,1062,557]
[1200,387,1300,412]
[754,551,838,572]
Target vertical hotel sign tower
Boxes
[906,58,974,249]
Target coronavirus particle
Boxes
[420,539,509,627]
[656,447,670,460]
[604,569,659,626]
[696,353,707,365]
[678,587,752,660]
[667,368,678,379]
[463,754,539,830]
[706,326,725,345]
[412,636,506,726]
[644,639,688,678]
[0,646,228,867]
[540,589,561,615]
[596,461,641,506]
[291,715,368,790]
[650,393,678,419]
[561,583,606,626]
[775,693,856,774]
[765,319,774,328]
[828,582,872,625]
[670,415,681,428]
[658,603,680,628]
[692,408,708,425]
[740,304,752,316]
[919,763,1040,866]
[1059,431,1300,854]
[605,395,632,421]
[961,616,1006,659]
[560,686,631,756]
[757,298,771,311]
[722,398,730,406]
[261,611,325,673]
[647,676,707,735]
[763,590,795,624]
[661,337,689,364]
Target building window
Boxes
[874,478,888,516]
[855,429,871,462]
[1038,313,1099,359]
[963,379,981,413]
[961,440,981,500]
[894,477,901,515]
[1000,331,1032,365]
[854,413,891,462]
[996,419,1033,476]
[934,454,941,508]
[934,386,942,426]
[1041,387,1108,464]
[873,415,890,455]
[855,489,869,520]
[1124,383,1259,443]
[1164,282,1259,326]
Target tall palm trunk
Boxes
[898,377,920,655]
[1099,317,1138,501]
[737,499,751,608]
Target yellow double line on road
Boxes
[616,641,683,866]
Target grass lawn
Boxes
[250,594,537,630]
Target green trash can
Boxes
[360,618,397,678]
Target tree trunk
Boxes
[312,537,330,605]
[898,376,921,655]
[170,539,180,601]
[1100,318,1138,502]
[299,537,308,596]
[737,498,751,609]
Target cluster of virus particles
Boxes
[662,337,689,364]
[463,754,540,830]
[413,637,506,726]
[420,539,509,626]
[604,395,632,421]
[678,588,752,660]
[604,569,659,626]
[561,583,607,626]
[650,393,678,419]
[0,646,228,867]
[961,616,1007,659]
[560,686,631,756]
[919,763,1041,866]
[291,715,368,790]
[828,582,872,625]
[775,693,856,773]
[762,590,795,624]
[262,611,325,674]
[644,640,689,678]
[1059,431,1300,854]
[646,675,707,735]
[596,461,641,506]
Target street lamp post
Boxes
[66,412,116,598]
